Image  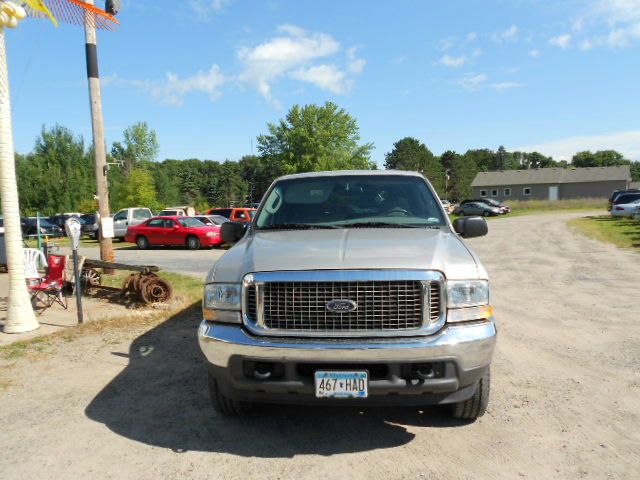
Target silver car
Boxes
[199,170,496,420]
[454,202,501,217]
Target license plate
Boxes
[315,371,368,399]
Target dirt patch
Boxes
[0,210,638,479]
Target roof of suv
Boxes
[277,170,424,181]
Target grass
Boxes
[0,270,203,363]
[506,198,606,216]
[449,198,607,222]
[568,215,640,251]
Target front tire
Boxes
[208,369,252,416]
[450,368,490,421]
[136,235,149,250]
[457,211,464,216]
[483,211,490,217]
[187,235,201,250]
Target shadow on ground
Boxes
[85,303,467,456]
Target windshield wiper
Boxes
[340,222,425,228]
[258,223,340,230]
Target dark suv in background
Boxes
[80,213,99,239]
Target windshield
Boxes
[256,175,446,229]
[178,217,205,228]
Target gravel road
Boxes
[1,211,639,479]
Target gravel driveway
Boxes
[76,245,226,278]
[1,211,638,479]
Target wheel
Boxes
[81,268,102,288]
[92,231,99,241]
[482,211,490,217]
[458,211,464,216]
[208,368,252,416]
[450,368,490,421]
[187,235,201,250]
[139,276,173,304]
[136,235,149,250]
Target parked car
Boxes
[610,199,640,218]
[206,207,256,223]
[80,213,99,239]
[159,206,196,217]
[21,217,64,237]
[112,207,153,240]
[200,170,496,420]
[49,213,82,233]
[193,215,230,226]
[0,217,3,234]
[610,192,640,212]
[461,198,510,214]
[454,202,502,217]
[124,216,223,250]
[608,189,640,211]
[440,200,455,214]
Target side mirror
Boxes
[221,222,246,244]
[453,217,488,238]
[173,224,180,229]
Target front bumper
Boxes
[198,319,497,405]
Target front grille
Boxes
[245,279,441,333]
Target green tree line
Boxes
[10,102,640,215]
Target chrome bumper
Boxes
[198,319,497,371]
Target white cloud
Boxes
[392,54,409,64]
[557,1,640,50]
[103,65,226,106]
[458,73,488,91]
[290,65,349,94]
[549,33,572,49]
[516,129,640,161]
[492,24,518,42]
[437,37,456,51]
[528,49,542,57]
[237,25,363,104]
[440,54,466,68]
[491,81,524,91]
[189,0,232,21]
[467,31,477,41]
[347,46,366,74]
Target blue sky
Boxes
[6,0,640,166]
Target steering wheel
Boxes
[384,207,411,217]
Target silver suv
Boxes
[198,171,496,420]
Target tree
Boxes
[111,122,159,176]
[257,102,375,174]
[121,168,161,210]
[16,125,94,215]
[572,150,630,168]
[384,137,445,194]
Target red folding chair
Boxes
[29,254,69,310]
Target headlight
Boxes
[447,280,489,308]
[203,283,241,323]
[446,280,492,323]
[206,231,219,237]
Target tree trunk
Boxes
[0,27,39,333]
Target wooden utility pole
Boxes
[84,0,114,262]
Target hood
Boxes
[209,227,486,283]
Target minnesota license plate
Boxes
[314,371,368,399]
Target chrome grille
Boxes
[429,282,440,321]
[245,279,443,333]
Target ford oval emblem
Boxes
[326,299,358,313]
